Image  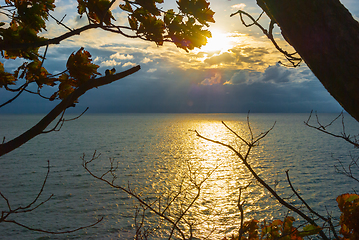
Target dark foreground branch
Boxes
[0,160,103,234]
[192,119,330,240]
[0,24,101,51]
[82,151,187,239]
[230,10,302,67]
[304,111,359,148]
[83,150,219,239]
[0,65,141,157]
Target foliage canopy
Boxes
[0,0,214,103]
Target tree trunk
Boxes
[257,0,359,122]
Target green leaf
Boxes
[299,224,321,237]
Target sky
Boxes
[1,0,359,114]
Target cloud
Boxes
[225,70,251,85]
[110,0,122,10]
[93,56,101,63]
[225,64,310,86]
[201,73,222,85]
[110,53,134,60]
[261,63,292,83]
[147,68,157,73]
[102,59,121,66]
[230,47,269,65]
[204,52,235,66]
[141,57,153,63]
[231,3,246,10]
[123,62,137,67]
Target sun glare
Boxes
[200,30,234,53]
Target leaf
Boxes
[299,224,321,237]
[337,193,359,239]
[49,92,58,101]
[66,47,100,85]
[0,62,16,87]
[119,1,133,12]
[128,16,138,30]
[76,0,115,24]
[77,0,86,15]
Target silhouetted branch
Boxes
[335,154,359,184]
[192,118,330,240]
[0,24,101,51]
[0,65,141,157]
[0,22,171,52]
[0,82,29,108]
[49,13,72,31]
[230,10,302,67]
[83,150,219,239]
[24,86,57,100]
[83,151,187,239]
[0,160,103,234]
[304,111,359,148]
[285,170,340,240]
[42,107,89,134]
[4,217,103,235]
[237,182,251,240]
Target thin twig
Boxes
[304,111,359,148]
[192,121,330,240]
[230,10,302,67]
[0,161,103,233]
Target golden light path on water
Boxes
[154,119,280,239]
[1,114,355,239]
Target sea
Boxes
[1,113,358,240]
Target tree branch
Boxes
[230,10,302,67]
[0,65,141,157]
[0,82,29,108]
[82,152,187,239]
[304,111,359,148]
[0,160,103,233]
[285,170,340,240]
[0,24,101,51]
[192,121,330,240]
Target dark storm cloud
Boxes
[66,64,342,114]
[0,56,342,114]
[0,43,342,114]
[262,63,292,83]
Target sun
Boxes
[200,30,234,53]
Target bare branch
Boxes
[0,82,29,108]
[334,154,359,183]
[41,107,89,134]
[304,111,359,148]
[0,161,103,234]
[238,182,251,240]
[285,170,340,240]
[4,217,103,235]
[49,13,72,31]
[192,120,330,240]
[82,153,187,239]
[230,10,302,67]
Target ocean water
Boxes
[0,113,358,239]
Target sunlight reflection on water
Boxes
[1,113,358,239]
